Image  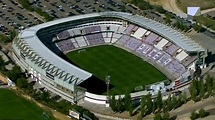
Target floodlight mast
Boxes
[106,75,111,101]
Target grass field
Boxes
[194,16,215,30]
[66,45,166,94]
[0,89,55,120]
[176,0,215,12]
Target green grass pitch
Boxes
[0,89,55,120]
[66,45,167,94]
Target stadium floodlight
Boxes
[105,75,111,99]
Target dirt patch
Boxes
[176,0,215,12]
[148,0,185,15]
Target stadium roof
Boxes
[31,12,204,52]
[106,12,204,52]
[19,30,92,84]
[19,12,205,84]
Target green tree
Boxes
[18,0,32,11]
[125,92,131,111]
[110,95,116,111]
[16,78,28,88]
[117,96,124,112]
[199,108,208,118]
[162,101,167,112]
[154,5,166,14]
[39,91,50,103]
[171,95,177,109]
[165,17,171,24]
[152,101,157,113]
[190,111,198,120]
[199,80,205,99]
[213,80,215,95]
[205,75,213,96]
[0,34,9,43]
[0,56,4,66]
[138,1,152,10]
[189,80,198,101]
[146,93,153,115]
[121,5,126,12]
[182,92,187,103]
[9,29,17,41]
[131,0,138,5]
[166,95,172,111]
[176,94,183,108]
[129,104,133,116]
[156,91,163,110]
[141,95,147,117]
[163,111,170,120]
[154,113,162,120]
[7,65,23,83]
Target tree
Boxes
[171,95,177,109]
[166,95,172,111]
[120,5,126,12]
[213,80,215,95]
[0,34,10,43]
[0,56,4,66]
[138,1,152,10]
[182,92,187,103]
[190,111,198,120]
[146,93,153,115]
[7,65,23,83]
[154,113,162,120]
[189,80,198,101]
[199,108,208,118]
[131,0,138,5]
[205,75,213,96]
[9,29,17,41]
[152,101,157,113]
[176,94,183,108]
[154,5,166,14]
[162,101,167,112]
[156,91,163,110]
[125,92,131,111]
[199,80,205,99]
[117,96,124,112]
[193,23,205,33]
[141,95,147,117]
[129,103,133,116]
[163,111,170,120]
[16,78,28,88]
[40,91,50,103]
[110,95,116,111]
[165,17,171,24]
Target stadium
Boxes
[12,12,206,105]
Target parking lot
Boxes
[0,0,140,35]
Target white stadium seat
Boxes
[154,38,169,50]
[75,36,87,47]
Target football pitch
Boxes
[67,45,166,94]
[0,89,55,120]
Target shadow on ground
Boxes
[79,76,114,95]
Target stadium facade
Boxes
[12,12,205,104]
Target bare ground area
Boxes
[176,0,215,12]
[148,0,186,17]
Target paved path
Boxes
[170,97,215,117]
[202,8,215,14]
[187,30,215,52]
